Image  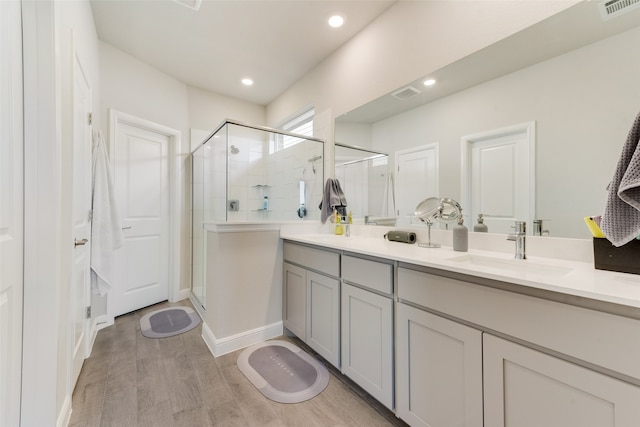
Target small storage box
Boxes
[593,237,640,275]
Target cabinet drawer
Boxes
[283,242,340,278]
[398,267,640,381]
[342,255,393,295]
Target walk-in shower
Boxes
[190,120,325,308]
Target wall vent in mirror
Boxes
[599,0,640,21]
[392,86,421,100]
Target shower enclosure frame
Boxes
[190,119,325,310]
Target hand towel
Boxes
[381,172,396,217]
[601,111,640,246]
[90,129,124,295]
[318,178,348,223]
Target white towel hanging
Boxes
[90,129,124,295]
[381,172,396,217]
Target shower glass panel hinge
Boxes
[86,306,91,319]
[88,112,93,125]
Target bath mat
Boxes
[139,306,201,338]
[237,340,330,404]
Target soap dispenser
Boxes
[453,216,468,252]
[473,213,488,233]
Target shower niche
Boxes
[191,120,324,309]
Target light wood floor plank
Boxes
[71,300,406,426]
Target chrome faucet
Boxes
[507,221,527,259]
[533,219,549,236]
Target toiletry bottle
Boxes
[473,213,488,232]
[345,211,352,237]
[453,216,468,252]
[263,195,269,210]
[334,211,344,235]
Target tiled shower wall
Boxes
[193,122,324,225]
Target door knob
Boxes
[74,238,88,247]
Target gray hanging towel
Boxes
[319,178,348,224]
[602,111,640,246]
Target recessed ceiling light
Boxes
[328,15,344,28]
[242,78,254,86]
[423,78,436,87]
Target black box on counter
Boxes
[593,237,640,275]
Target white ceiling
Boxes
[90,0,395,106]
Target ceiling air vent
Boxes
[598,0,640,21]
[392,86,421,101]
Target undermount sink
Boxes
[447,254,573,278]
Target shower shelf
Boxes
[252,184,271,188]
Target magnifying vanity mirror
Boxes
[415,197,443,248]
[334,1,640,239]
[415,197,462,248]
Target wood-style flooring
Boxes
[70,300,406,426]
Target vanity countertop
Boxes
[280,232,640,312]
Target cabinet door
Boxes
[484,334,640,427]
[341,283,393,410]
[397,304,483,427]
[306,270,340,367]
[283,262,306,340]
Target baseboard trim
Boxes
[56,395,71,427]
[94,314,114,332]
[188,294,205,319]
[201,321,283,357]
[173,287,191,302]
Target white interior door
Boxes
[462,122,535,234]
[70,50,92,388]
[395,144,439,224]
[112,117,170,317]
[0,1,23,425]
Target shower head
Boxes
[229,145,240,155]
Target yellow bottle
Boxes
[334,211,344,235]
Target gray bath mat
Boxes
[139,306,201,338]
[237,340,330,404]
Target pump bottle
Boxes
[453,216,468,252]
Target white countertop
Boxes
[280,231,640,311]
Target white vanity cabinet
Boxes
[398,265,640,427]
[484,333,640,427]
[283,242,341,368]
[341,254,394,410]
[397,274,483,427]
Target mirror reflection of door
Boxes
[462,122,535,235]
[395,144,439,226]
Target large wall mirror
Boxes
[335,2,640,239]
[334,143,390,221]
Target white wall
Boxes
[99,41,268,298]
[187,86,265,134]
[335,122,372,148]
[369,26,640,239]
[99,41,190,134]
